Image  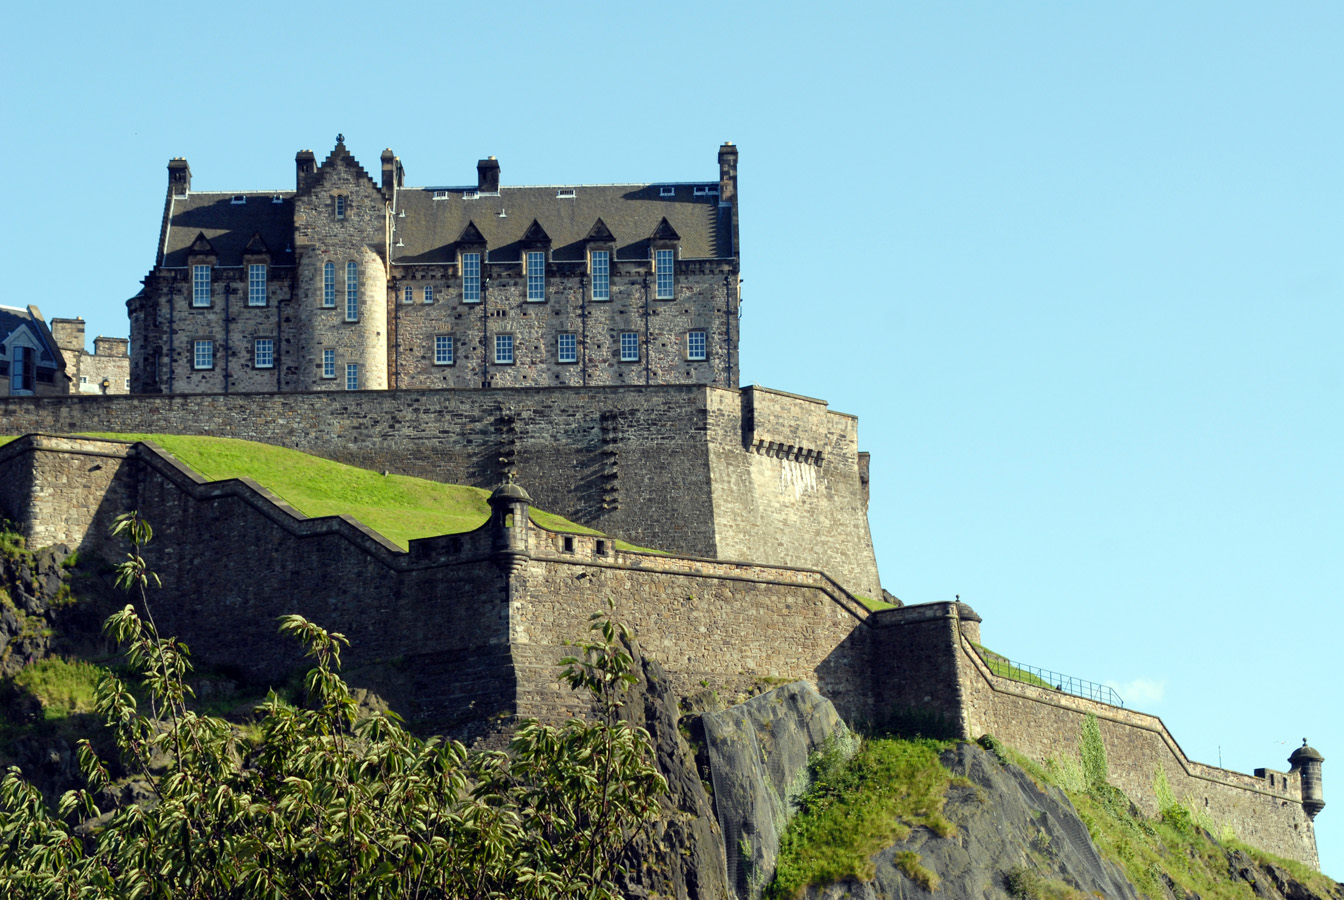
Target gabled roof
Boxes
[160,192,295,267]
[649,217,680,242]
[243,232,270,255]
[458,221,486,244]
[0,305,64,368]
[585,218,616,243]
[520,219,551,245]
[391,183,724,265]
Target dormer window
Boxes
[433,190,449,200]
[693,186,718,197]
[462,190,479,200]
[556,189,575,199]
[655,249,675,300]
[462,252,481,303]
[231,195,246,205]
[272,194,283,204]
[248,264,267,306]
[192,265,212,307]
[590,250,610,301]
[335,196,346,219]
[526,251,546,302]
[660,187,675,197]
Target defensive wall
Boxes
[0,383,881,600]
[0,435,1322,867]
[869,602,1322,868]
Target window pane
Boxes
[494,334,514,364]
[527,251,545,301]
[558,333,577,363]
[254,339,274,368]
[591,251,609,301]
[194,340,213,369]
[463,253,480,302]
[248,264,267,306]
[322,349,335,378]
[424,285,434,304]
[655,249,674,299]
[323,262,336,307]
[620,332,639,362]
[403,285,414,304]
[346,262,358,320]
[435,335,454,365]
[346,363,359,390]
[193,265,211,306]
[688,330,707,360]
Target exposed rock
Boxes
[701,682,851,900]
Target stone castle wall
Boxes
[0,384,881,596]
[868,602,1320,868]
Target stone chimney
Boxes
[168,158,191,195]
[381,149,403,199]
[718,142,738,205]
[295,150,316,190]
[50,318,86,354]
[477,156,500,193]
[94,336,129,358]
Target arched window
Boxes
[345,262,358,321]
[323,261,335,307]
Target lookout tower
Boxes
[1288,739,1325,819]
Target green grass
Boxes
[0,436,16,449]
[9,657,106,721]
[992,738,1342,900]
[971,643,1057,690]
[68,434,647,551]
[852,594,898,612]
[768,736,955,898]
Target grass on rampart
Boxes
[981,733,1342,900]
[768,736,955,898]
[971,643,1057,690]
[60,434,650,551]
[9,657,104,720]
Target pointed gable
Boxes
[649,217,680,243]
[243,232,270,256]
[188,232,216,255]
[521,219,552,247]
[457,220,486,245]
[584,218,616,244]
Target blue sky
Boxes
[3,0,1340,879]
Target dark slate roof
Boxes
[0,306,62,366]
[160,192,295,268]
[391,184,724,265]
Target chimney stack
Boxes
[477,156,500,193]
[168,158,191,195]
[296,150,316,190]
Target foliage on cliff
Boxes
[0,513,667,899]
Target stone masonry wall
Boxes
[868,601,1320,868]
[0,384,881,594]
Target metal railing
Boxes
[974,648,1124,707]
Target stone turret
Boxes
[1288,739,1325,819]
[489,480,532,574]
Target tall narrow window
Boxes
[557,333,577,363]
[494,334,514,364]
[322,349,335,379]
[193,340,214,369]
[248,264,267,306]
[403,285,414,305]
[345,262,358,321]
[254,338,274,368]
[323,262,336,307]
[620,331,639,362]
[335,196,346,219]
[345,363,359,390]
[462,252,481,302]
[591,250,610,301]
[526,251,546,301]
[687,330,707,361]
[655,249,674,299]
[11,346,33,393]
[192,265,211,306]
[423,285,434,304]
[435,335,454,365]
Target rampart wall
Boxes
[0,384,881,597]
[869,603,1320,868]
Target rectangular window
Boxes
[620,331,639,362]
[423,285,434,304]
[10,346,33,392]
[345,363,359,390]
[322,349,335,379]
[655,249,674,299]
[192,265,211,306]
[254,338,274,368]
[591,250,610,301]
[557,333,577,363]
[462,252,480,302]
[494,334,514,364]
[335,196,346,219]
[323,262,336,307]
[248,264,267,306]
[403,285,414,305]
[193,340,213,369]
[435,334,454,365]
[345,262,358,321]
[526,251,546,301]
[688,330,707,361]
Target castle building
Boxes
[50,317,130,395]
[1,305,69,396]
[129,137,741,394]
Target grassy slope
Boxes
[64,434,636,550]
